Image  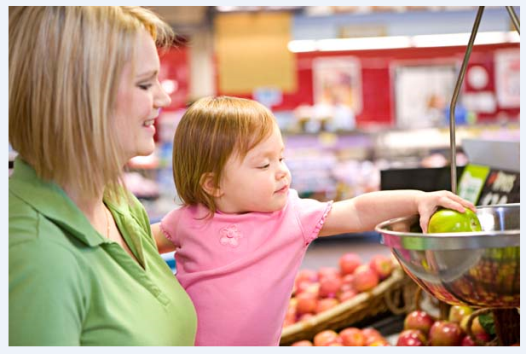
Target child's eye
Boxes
[258,164,270,169]
[279,157,285,163]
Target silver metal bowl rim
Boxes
[375,203,520,238]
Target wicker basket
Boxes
[280,266,418,345]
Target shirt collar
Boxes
[9,158,107,247]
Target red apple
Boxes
[352,265,379,292]
[316,298,340,314]
[428,320,463,346]
[362,328,383,346]
[319,275,342,298]
[295,280,315,294]
[369,254,394,279]
[292,340,313,346]
[396,329,426,346]
[461,335,475,346]
[339,327,365,346]
[295,291,318,315]
[338,289,358,303]
[339,253,362,275]
[341,273,355,287]
[339,281,355,294]
[294,269,318,295]
[318,267,340,281]
[404,310,435,335]
[313,330,341,346]
[460,332,491,346]
[470,316,487,337]
[295,269,318,285]
[369,339,390,346]
[302,283,320,298]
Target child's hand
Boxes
[415,191,476,233]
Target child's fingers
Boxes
[448,193,475,210]
[419,217,429,234]
[438,196,466,213]
[455,198,476,212]
[437,191,475,212]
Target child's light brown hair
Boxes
[173,96,277,216]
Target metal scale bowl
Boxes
[376,203,519,308]
[375,7,520,310]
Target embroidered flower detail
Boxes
[219,225,243,248]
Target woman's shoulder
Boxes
[9,216,90,282]
[9,192,70,247]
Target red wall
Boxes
[216,43,519,127]
[158,42,519,127]
[159,46,190,111]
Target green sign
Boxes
[457,164,490,204]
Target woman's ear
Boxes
[200,173,223,198]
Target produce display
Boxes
[291,327,391,346]
[396,305,496,346]
[289,304,503,346]
[283,212,520,346]
[283,253,396,328]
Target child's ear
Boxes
[200,173,223,198]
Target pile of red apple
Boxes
[396,305,493,346]
[291,327,390,346]
[283,252,396,328]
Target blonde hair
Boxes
[173,96,276,216]
[9,6,174,202]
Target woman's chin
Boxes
[125,147,156,165]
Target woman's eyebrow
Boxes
[136,69,158,80]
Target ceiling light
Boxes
[318,36,411,51]
[288,31,519,53]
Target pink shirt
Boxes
[161,189,332,346]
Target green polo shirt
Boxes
[9,158,197,346]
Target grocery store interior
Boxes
[141,6,519,346]
[8,6,520,347]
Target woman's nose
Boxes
[155,85,172,108]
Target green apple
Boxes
[428,208,482,233]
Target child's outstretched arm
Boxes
[318,190,475,237]
[151,222,177,254]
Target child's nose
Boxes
[276,164,289,179]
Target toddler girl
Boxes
[152,96,474,346]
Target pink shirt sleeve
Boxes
[290,190,333,245]
[160,207,184,248]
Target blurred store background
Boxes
[8,6,520,269]
[127,6,519,271]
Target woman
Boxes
[9,7,196,345]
